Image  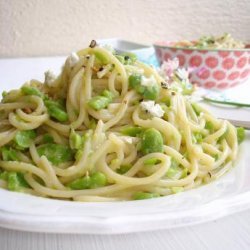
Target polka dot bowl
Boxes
[154,41,250,89]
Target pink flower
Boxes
[159,57,179,78]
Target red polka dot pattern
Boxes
[198,69,210,79]
[222,58,234,70]
[217,82,228,89]
[218,51,230,58]
[213,70,226,80]
[205,57,218,68]
[154,45,250,89]
[204,81,216,88]
[228,71,240,80]
[176,54,185,66]
[234,51,244,57]
[164,53,171,61]
[189,55,202,67]
[237,57,247,68]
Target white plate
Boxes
[0,134,249,234]
[0,57,250,234]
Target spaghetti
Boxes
[0,42,240,201]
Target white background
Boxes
[0,0,250,57]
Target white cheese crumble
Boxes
[44,70,56,86]
[68,52,79,67]
[176,68,189,81]
[120,136,139,144]
[121,136,133,144]
[140,101,164,118]
[141,75,156,87]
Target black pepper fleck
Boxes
[161,82,169,89]
[89,40,97,48]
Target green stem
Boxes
[203,96,250,108]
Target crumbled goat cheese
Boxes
[140,101,164,118]
[176,68,189,81]
[120,136,139,144]
[141,75,157,87]
[44,70,56,86]
[121,136,133,144]
[68,52,79,67]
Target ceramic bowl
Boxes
[154,41,250,89]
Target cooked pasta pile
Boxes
[0,41,240,202]
[174,33,245,49]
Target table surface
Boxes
[0,56,250,250]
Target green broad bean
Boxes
[205,121,214,132]
[129,74,159,100]
[45,99,68,122]
[102,90,114,101]
[88,90,113,111]
[143,84,160,100]
[116,164,132,174]
[94,51,109,64]
[68,175,92,190]
[7,172,29,191]
[42,134,54,143]
[129,74,142,89]
[166,159,187,180]
[192,132,203,144]
[74,149,83,161]
[237,127,245,144]
[133,191,160,200]
[14,130,36,149]
[68,172,107,190]
[21,86,43,98]
[69,129,82,150]
[89,119,97,129]
[90,172,107,188]
[1,147,19,161]
[140,128,164,155]
[0,171,8,180]
[2,91,7,98]
[88,96,110,110]
[37,143,74,165]
[121,126,143,137]
[46,105,68,122]
[166,161,179,178]
[143,157,161,166]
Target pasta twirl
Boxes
[0,42,240,201]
